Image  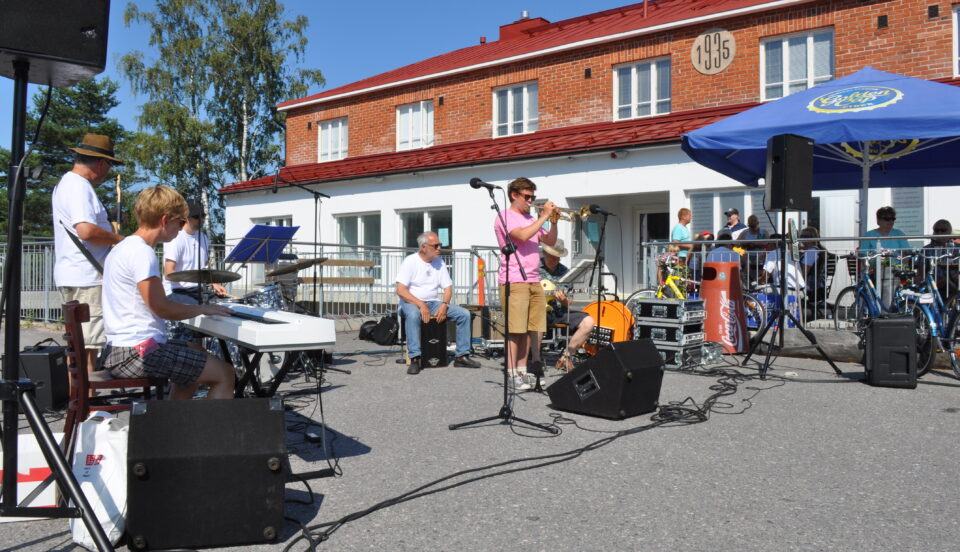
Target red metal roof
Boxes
[277,0,803,111]
[221,103,754,194]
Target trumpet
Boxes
[534,200,592,224]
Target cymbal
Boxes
[266,258,328,277]
[166,269,241,284]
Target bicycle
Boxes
[904,253,960,376]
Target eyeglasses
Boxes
[520,193,536,202]
[425,243,442,249]
[934,228,950,233]
[880,216,896,222]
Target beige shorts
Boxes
[59,285,105,348]
[498,283,546,334]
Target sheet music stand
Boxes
[559,259,595,287]
[225,224,300,268]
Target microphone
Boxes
[469,177,501,191]
[589,204,616,217]
[272,171,279,194]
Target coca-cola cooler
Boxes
[700,262,748,354]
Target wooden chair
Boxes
[60,300,166,456]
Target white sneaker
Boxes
[514,373,533,391]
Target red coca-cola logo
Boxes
[85,455,104,466]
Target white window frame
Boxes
[397,207,453,248]
[336,212,381,247]
[760,29,834,101]
[396,100,434,151]
[492,81,539,137]
[954,6,960,76]
[613,57,672,120]
[318,117,348,162]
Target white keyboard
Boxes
[183,304,336,352]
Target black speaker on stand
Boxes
[547,339,664,420]
[764,133,813,212]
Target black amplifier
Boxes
[19,345,68,411]
[634,321,704,347]
[864,315,916,388]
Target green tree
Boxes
[121,0,324,230]
[6,79,140,238]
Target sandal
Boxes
[555,351,574,372]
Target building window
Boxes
[761,29,834,100]
[397,100,434,150]
[954,6,960,76]
[493,82,538,137]
[614,58,671,120]
[318,117,348,162]
[399,208,452,249]
[255,215,294,227]
[337,213,381,279]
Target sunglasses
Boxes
[425,243,442,249]
[880,216,896,222]
[520,193,536,201]
[934,228,950,233]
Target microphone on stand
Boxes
[469,177,501,191]
[589,204,616,217]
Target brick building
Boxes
[221,0,960,293]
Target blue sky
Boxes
[0,0,629,154]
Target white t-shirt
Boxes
[52,171,113,287]
[102,235,168,346]
[162,229,209,294]
[395,253,452,304]
[763,249,805,291]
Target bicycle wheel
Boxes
[833,285,867,332]
[913,305,936,377]
[743,293,767,338]
[944,303,960,377]
[624,288,659,314]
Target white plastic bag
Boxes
[70,411,128,549]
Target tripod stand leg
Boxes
[18,391,114,552]
[786,310,843,376]
[742,313,774,366]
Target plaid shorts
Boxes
[100,340,207,386]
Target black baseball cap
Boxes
[723,207,739,216]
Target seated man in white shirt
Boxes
[395,232,480,374]
[99,186,236,399]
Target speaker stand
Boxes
[741,207,841,379]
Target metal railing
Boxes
[642,233,960,326]
[1,240,506,323]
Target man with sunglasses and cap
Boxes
[396,232,481,375]
[163,198,227,303]
[720,207,747,239]
[52,133,125,372]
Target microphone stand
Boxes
[450,186,557,434]
[276,175,327,317]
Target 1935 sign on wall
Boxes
[691,29,735,75]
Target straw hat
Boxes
[541,239,568,257]
[68,133,123,165]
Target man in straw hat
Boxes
[52,133,125,371]
[538,239,595,372]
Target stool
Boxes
[60,301,167,458]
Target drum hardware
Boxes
[167,269,241,284]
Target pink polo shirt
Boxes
[494,209,546,284]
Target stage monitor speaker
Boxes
[764,133,813,212]
[126,398,287,550]
[18,346,67,411]
[864,315,917,388]
[0,0,109,87]
[547,338,664,420]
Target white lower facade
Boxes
[224,143,960,294]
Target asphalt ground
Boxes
[1,323,959,552]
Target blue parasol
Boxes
[681,66,960,233]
